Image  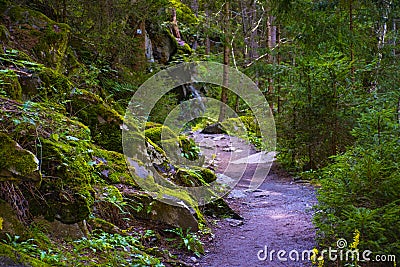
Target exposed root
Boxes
[0,181,32,225]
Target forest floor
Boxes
[192,133,317,267]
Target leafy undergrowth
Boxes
[1,222,208,266]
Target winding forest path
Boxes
[192,133,317,267]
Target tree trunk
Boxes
[277,24,282,114]
[349,0,355,81]
[205,8,210,55]
[218,1,230,122]
[170,8,181,40]
[266,15,276,107]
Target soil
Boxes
[191,133,317,267]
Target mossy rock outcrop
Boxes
[1,4,70,72]
[117,185,200,231]
[144,125,177,145]
[68,89,123,152]
[0,50,73,101]
[148,27,177,64]
[0,133,41,182]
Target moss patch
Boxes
[168,0,198,25]
[144,125,177,145]
[0,132,41,182]
[0,70,22,100]
[68,89,123,152]
[0,243,50,267]
[4,5,71,72]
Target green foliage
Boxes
[179,136,201,161]
[148,92,179,124]
[165,227,204,257]
[314,104,400,261]
[2,230,165,266]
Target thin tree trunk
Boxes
[349,0,355,81]
[277,24,282,114]
[170,8,181,40]
[266,15,276,106]
[205,8,210,55]
[219,1,230,122]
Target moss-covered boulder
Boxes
[68,89,123,152]
[1,4,70,72]
[171,166,215,187]
[172,168,206,187]
[0,49,73,101]
[117,185,200,231]
[149,28,177,64]
[33,139,95,224]
[0,133,41,182]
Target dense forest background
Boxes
[0,0,399,266]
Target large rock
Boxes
[201,122,226,134]
[148,27,177,64]
[0,133,41,182]
[1,4,70,72]
[67,89,124,152]
[116,185,200,231]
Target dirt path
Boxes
[191,133,317,267]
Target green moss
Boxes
[0,70,22,100]
[37,67,73,99]
[0,132,41,182]
[177,42,193,56]
[69,89,123,152]
[29,138,95,223]
[145,121,163,129]
[0,24,10,43]
[168,0,198,25]
[239,115,260,134]
[6,5,71,71]
[191,166,216,183]
[173,168,207,187]
[144,125,177,145]
[222,115,260,136]
[0,243,51,267]
[92,149,138,186]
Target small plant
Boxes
[165,227,204,257]
[180,137,201,161]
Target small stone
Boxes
[254,191,270,198]
[212,135,226,141]
[190,256,198,263]
[226,218,244,227]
